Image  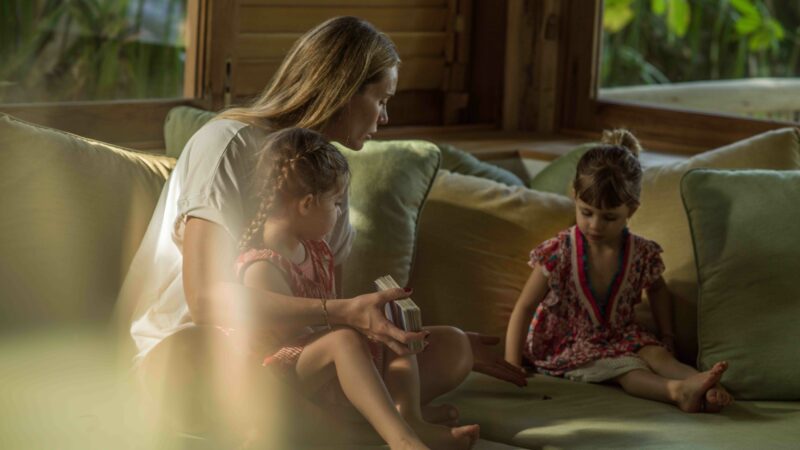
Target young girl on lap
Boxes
[235,127,479,449]
[505,130,733,413]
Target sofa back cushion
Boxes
[438,143,526,187]
[164,106,216,158]
[410,171,575,351]
[0,114,175,326]
[337,141,441,296]
[528,143,594,194]
[682,169,800,400]
[629,127,800,361]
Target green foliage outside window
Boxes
[0,0,187,103]
[602,0,800,86]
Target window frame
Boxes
[0,0,212,151]
[557,0,798,154]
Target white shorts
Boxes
[562,355,651,383]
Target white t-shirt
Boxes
[122,119,355,363]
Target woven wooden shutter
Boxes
[205,0,471,125]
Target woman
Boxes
[120,16,525,447]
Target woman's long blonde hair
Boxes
[218,16,400,131]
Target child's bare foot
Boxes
[410,420,479,450]
[704,382,734,412]
[422,403,460,425]
[674,361,728,413]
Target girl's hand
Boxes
[467,332,528,387]
[346,288,428,355]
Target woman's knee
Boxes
[427,326,473,376]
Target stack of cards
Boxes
[374,275,424,352]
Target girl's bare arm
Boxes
[646,276,675,350]
[504,264,550,367]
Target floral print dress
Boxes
[523,225,665,376]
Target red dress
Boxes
[523,226,665,376]
[235,240,383,373]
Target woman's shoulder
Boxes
[173,119,271,187]
[185,119,267,154]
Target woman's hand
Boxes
[467,332,528,387]
[344,288,428,355]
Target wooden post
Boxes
[503,0,562,133]
[182,0,207,100]
[443,0,473,125]
[206,0,237,110]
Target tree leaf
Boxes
[768,19,785,41]
[749,28,771,51]
[667,0,691,38]
[730,0,759,17]
[603,0,636,33]
[651,0,666,16]
[735,15,760,35]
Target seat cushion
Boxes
[440,373,800,449]
[410,171,575,349]
[682,169,800,400]
[0,114,175,326]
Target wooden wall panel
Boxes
[238,7,449,33]
[211,0,470,125]
[240,0,446,6]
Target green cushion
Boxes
[682,169,800,400]
[336,141,441,297]
[410,170,575,351]
[437,143,525,187]
[528,143,594,194]
[0,114,175,326]
[164,106,216,158]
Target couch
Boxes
[1,107,798,449]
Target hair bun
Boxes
[601,129,641,158]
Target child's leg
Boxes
[294,327,426,450]
[615,362,728,413]
[416,326,474,424]
[637,345,733,410]
[382,346,480,450]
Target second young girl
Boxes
[505,129,734,413]
[236,127,480,450]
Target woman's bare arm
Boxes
[182,217,424,354]
[504,265,549,367]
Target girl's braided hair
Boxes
[573,129,643,209]
[238,127,350,251]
